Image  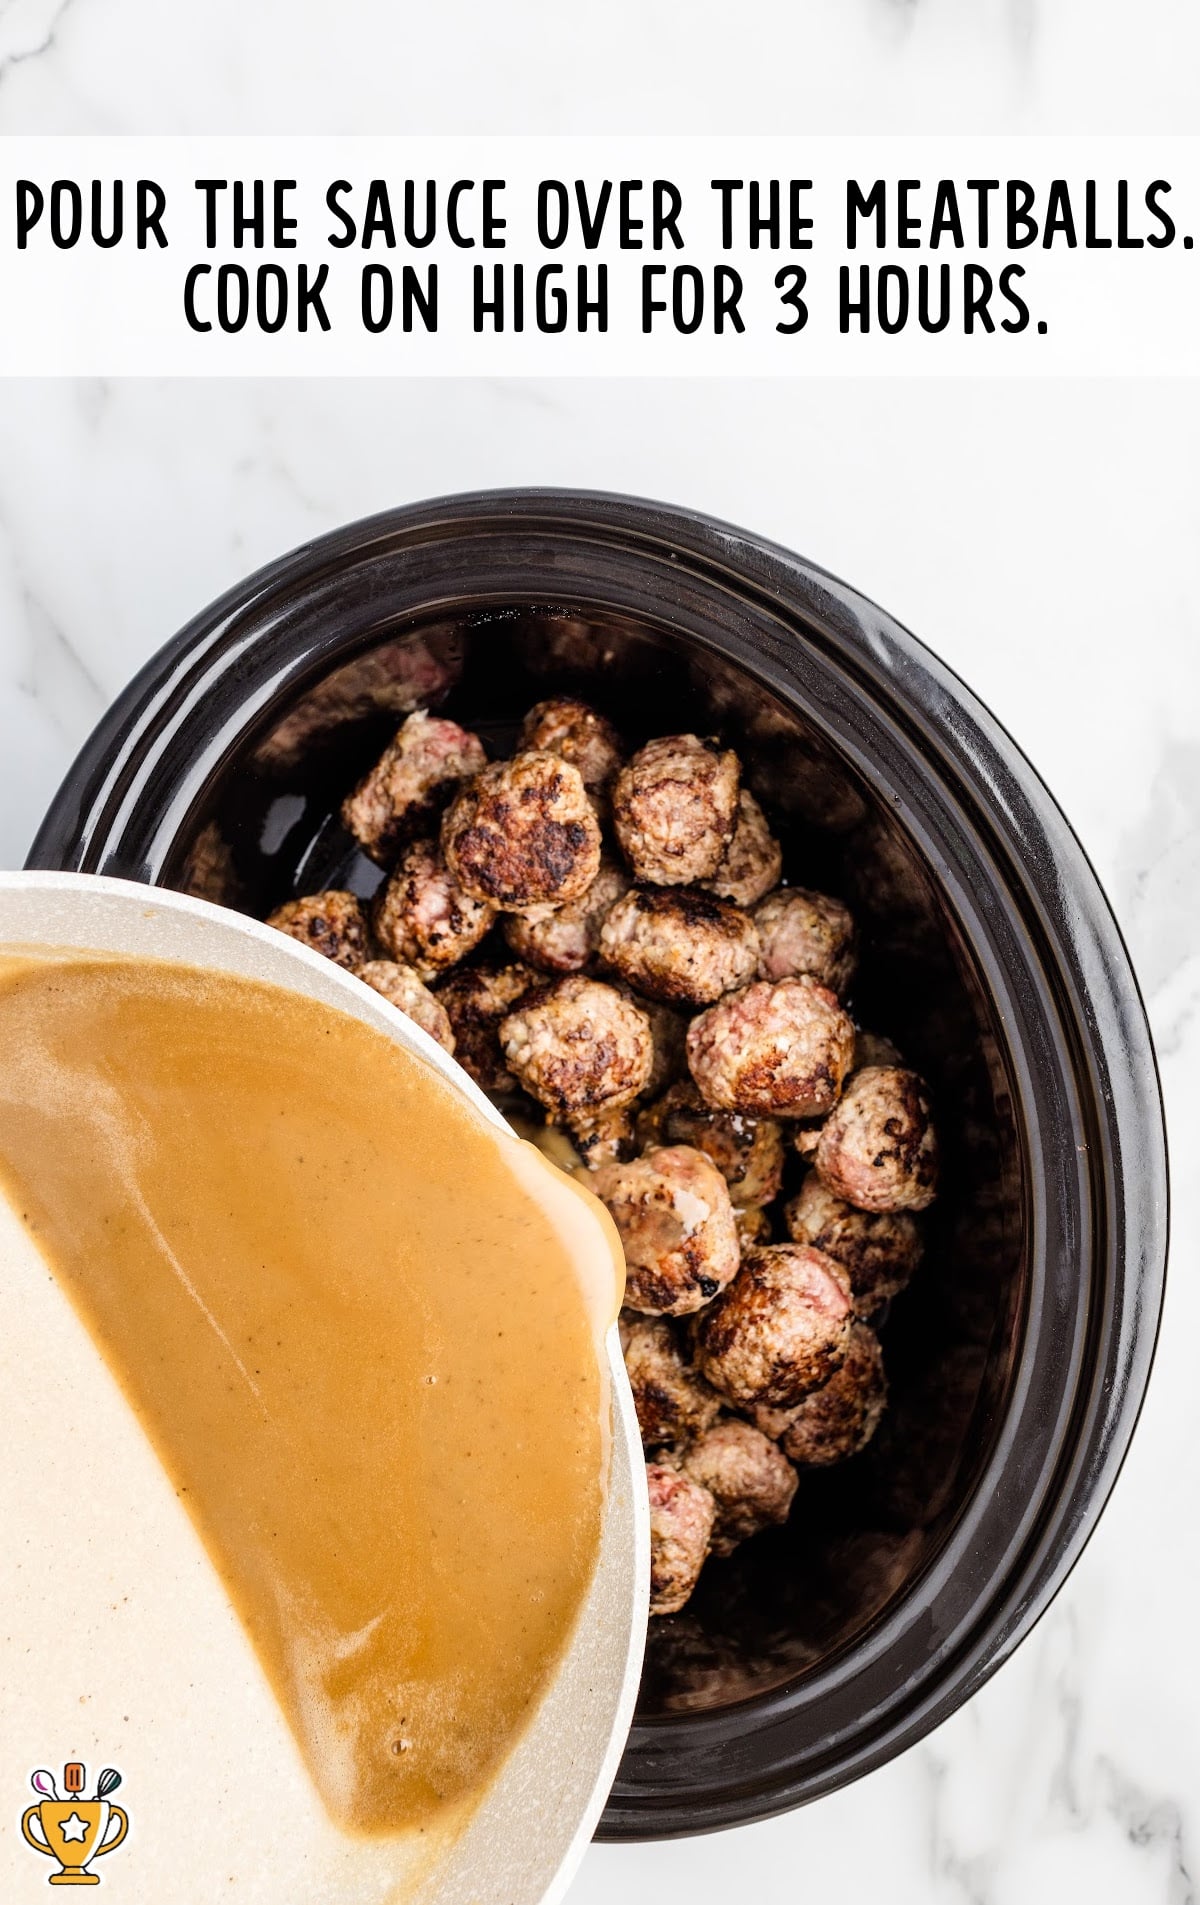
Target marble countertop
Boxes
[1,0,1196,1896]
[0,374,1194,1903]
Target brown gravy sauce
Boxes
[0,953,622,1837]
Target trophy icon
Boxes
[21,1764,128,1885]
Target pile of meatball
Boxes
[264,698,939,1618]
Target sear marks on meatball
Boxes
[681,1418,798,1556]
[702,790,782,909]
[784,1170,923,1314]
[815,1065,938,1212]
[436,963,541,1094]
[687,976,855,1120]
[753,886,858,994]
[519,696,625,798]
[340,709,487,865]
[646,1461,716,1616]
[599,885,760,1009]
[503,854,629,975]
[623,1316,723,1449]
[592,1144,741,1317]
[373,837,496,980]
[499,975,653,1118]
[613,734,740,887]
[441,749,602,912]
[358,958,456,1054]
[568,1101,636,1170]
[696,1242,853,1409]
[753,1322,887,1467]
[636,1079,784,1210]
[266,890,371,971]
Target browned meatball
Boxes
[340,710,487,864]
[592,1145,741,1317]
[599,886,760,1008]
[815,1066,938,1212]
[613,735,740,886]
[266,890,370,971]
[681,1418,798,1555]
[735,1203,773,1249]
[754,1323,887,1466]
[622,1317,722,1449]
[636,1080,784,1210]
[696,1243,852,1408]
[753,887,858,993]
[784,1171,923,1313]
[687,977,855,1120]
[503,855,629,974]
[702,790,782,908]
[373,838,495,979]
[568,1102,636,1170]
[436,963,540,1093]
[646,1461,715,1615]
[519,696,625,796]
[441,750,602,912]
[854,1028,903,1071]
[499,976,653,1118]
[358,959,456,1054]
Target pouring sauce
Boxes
[0,953,623,1837]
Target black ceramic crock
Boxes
[28,490,1168,1841]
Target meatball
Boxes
[599,886,760,1008]
[436,963,540,1093]
[358,959,456,1054]
[340,710,487,864]
[373,838,495,979]
[681,1418,798,1556]
[568,1102,636,1170]
[784,1171,923,1314]
[499,976,653,1118]
[441,750,602,912]
[647,1461,715,1616]
[702,790,782,908]
[753,887,858,994]
[815,1066,938,1212]
[591,1145,741,1317]
[519,696,625,797]
[266,890,370,971]
[735,1204,773,1249]
[622,1317,723,1449]
[696,1243,853,1408]
[613,735,740,886]
[754,1323,887,1467]
[854,1028,903,1071]
[687,976,855,1120]
[636,1080,784,1210]
[503,854,629,974]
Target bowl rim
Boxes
[0,866,650,1895]
[26,488,1170,1839]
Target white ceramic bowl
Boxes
[0,871,648,1905]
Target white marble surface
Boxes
[0,0,1198,134]
[0,376,1195,1903]
[0,0,1196,1893]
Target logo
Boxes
[20,1764,128,1886]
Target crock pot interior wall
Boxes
[169,606,1026,1718]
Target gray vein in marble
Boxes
[0,0,78,93]
[1113,738,1200,1061]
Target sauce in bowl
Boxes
[0,953,623,1838]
